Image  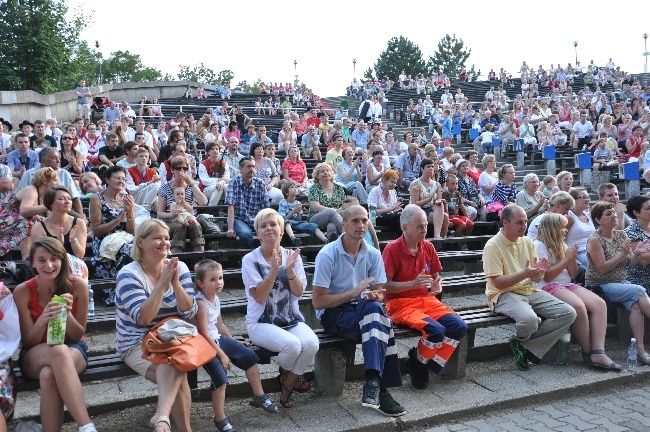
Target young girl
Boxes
[170,186,198,227]
[194,260,279,432]
[0,283,20,432]
[12,238,95,432]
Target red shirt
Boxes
[467,168,482,187]
[282,159,307,183]
[127,166,157,186]
[306,116,321,129]
[26,277,80,343]
[382,236,442,301]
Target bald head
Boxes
[342,204,366,222]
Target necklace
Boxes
[140,262,161,278]
[104,189,122,204]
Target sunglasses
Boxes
[174,167,189,171]
[61,136,75,141]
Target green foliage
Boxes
[0,0,164,92]
[0,0,85,93]
[102,50,162,83]
[234,78,264,93]
[177,63,217,85]
[374,36,427,81]
[363,68,375,82]
[216,70,234,85]
[427,34,481,81]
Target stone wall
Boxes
[0,81,199,125]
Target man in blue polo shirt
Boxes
[312,204,406,418]
[225,156,269,248]
[7,133,39,182]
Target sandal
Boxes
[214,417,235,432]
[152,416,171,432]
[294,375,311,393]
[279,371,294,408]
[250,393,279,413]
[588,350,622,371]
[581,351,593,365]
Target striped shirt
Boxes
[115,260,197,357]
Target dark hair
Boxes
[103,165,126,181]
[249,142,264,158]
[238,156,254,167]
[43,185,72,211]
[420,158,435,170]
[123,141,138,152]
[590,201,615,224]
[29,237,73,296]
[626,195,650,219]
[168,130,183,143]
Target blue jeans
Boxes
[599,281,646,311]
[233,218,255,248]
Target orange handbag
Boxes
[141,316,217,372]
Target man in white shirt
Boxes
[571,111,594,149]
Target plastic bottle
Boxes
[555,329,571,366]
[87,285,95,317]
[628,338,638,370]
[369,208,377,226]
[47,295,67,345]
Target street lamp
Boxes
[95,40,102,85]
[293,59,298,86]
[643,32,650,73]
[573,41,578,66]
[353,58,357,78]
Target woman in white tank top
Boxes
[566,188,595,267]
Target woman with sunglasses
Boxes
[60,134,84,178]
[156,156,207,254]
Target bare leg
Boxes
[441,212,449,238]
[284,223,295,239]
[0,414,6,432]
[39,366,65,432]
[454,222,466,237]
[22,344,91,430]
[145,363,188,431]
[314,228,327,243]
[19,235,33,260]
[170,374,192,432]
[246,365,264,396]
[430,206,444,238]
[210,384,227,424]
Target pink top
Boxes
[224,129,241,141]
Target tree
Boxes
[0,0,86,93]
[427,34,481,81]
[234,78,264,93]
[363,68,375,82]
[101,50,162,83]
[373,36,427,82]
[177,63,217,85]
[216,70,234,85]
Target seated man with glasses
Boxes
[225,157,270,248]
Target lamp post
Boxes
[573,41,578,66]
[95,40,102,85]
[293,59,298,86]
[353,58,357,78]
[643,32,650,73]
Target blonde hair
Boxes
[131,219,170,261]
[253,208,284,232]
[31,167,58,188]
[535,213,568,261]
[312,162,334,183]
[79,172,102,194]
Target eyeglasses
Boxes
[174,167,189,171]
[578,196,590,200]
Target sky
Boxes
[70,0,650,98]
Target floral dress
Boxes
[0,188,43,256]
[307,183,346,219]
[91,191,133,304]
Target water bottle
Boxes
[87,285,95,317]
[369,207,377,226]
[555,329,571,366]
[628,338,638,370]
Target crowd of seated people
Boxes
[2,61,650,429]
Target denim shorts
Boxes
[18,340,89,372]
[599,281,646,311]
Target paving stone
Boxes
[557,405,601,421]
[533,404,572,419]
[556,414,599,431]
[621,411,650,427]
[530,413,569,428]
[587,418,632,432]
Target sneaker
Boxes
[378,390,407,417]
[327,231,339,243]
[291,236,302,247]
[510,338,530,371]
[582,144,588,151]
[407,348,429,389]
[361,380,380,409]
